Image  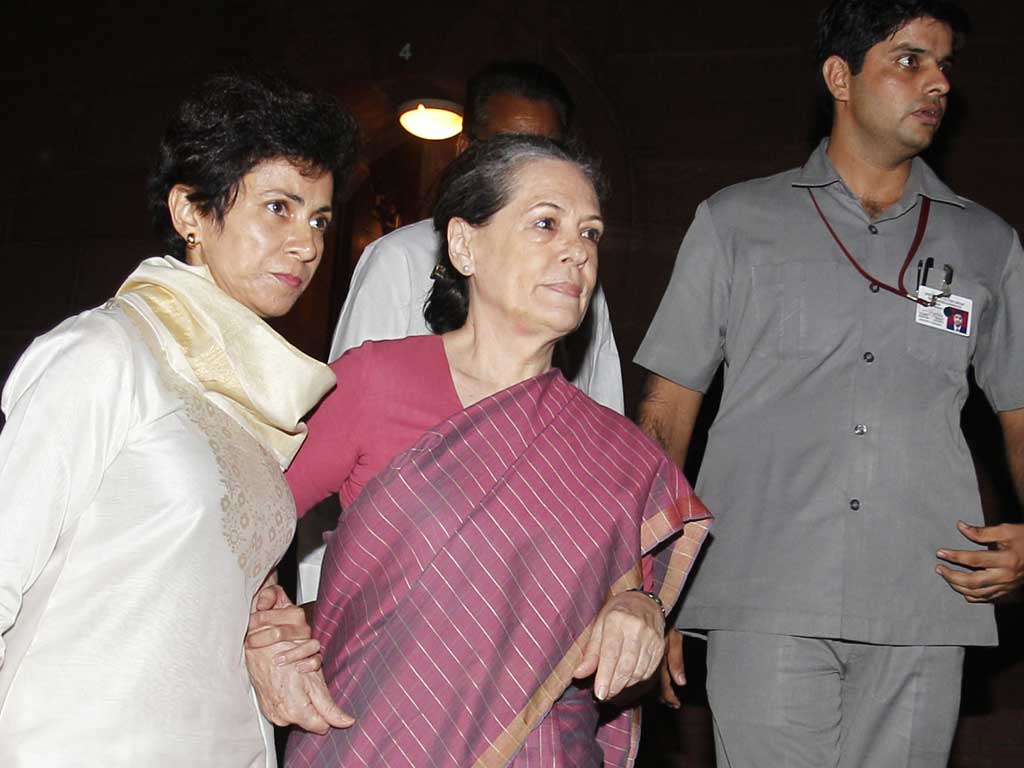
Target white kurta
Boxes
[0,295,295,765]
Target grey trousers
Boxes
[705,631,965,768]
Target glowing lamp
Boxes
[398,99,463,140]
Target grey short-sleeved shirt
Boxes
[636,140,1024,646]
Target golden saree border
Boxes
[471,566,636,768]
[473,510,709,768]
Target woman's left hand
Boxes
[572,590,666,700]
[246,640,354,733]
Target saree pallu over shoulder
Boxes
[287,370,710,768]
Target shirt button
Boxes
[869,283,880,293]
[863,352,875,363]
[849,499,861,511]
[853,424,868,435]
[868,224,879,234]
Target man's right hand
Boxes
[659,629,686,708]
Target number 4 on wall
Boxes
[398,43,412,61]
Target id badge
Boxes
[915,286,972,337]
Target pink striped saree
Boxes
[287,370,710,768]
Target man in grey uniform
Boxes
[296,61,624,602]
[636,1,1024,765]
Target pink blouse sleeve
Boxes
[286,344,369,516]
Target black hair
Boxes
[462,60,574,141]
[424,134,605,334]
[815,0,970,76]
[148,72,360,258]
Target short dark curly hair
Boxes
[424,134,606,334]
[148,72,360,258]
[815,0,971,76]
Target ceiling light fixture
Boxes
[398,99,463,140]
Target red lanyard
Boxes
[808,188,933,307]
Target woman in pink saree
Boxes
[281,135,711,767]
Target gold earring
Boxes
[186,233,199,249]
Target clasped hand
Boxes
[572,590,666,701]
[245,583,354,734]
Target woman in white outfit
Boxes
[0,73,357,766]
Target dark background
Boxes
[2,1,1022,764]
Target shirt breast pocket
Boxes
[904,284,980,373]
[751,260,841,360]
